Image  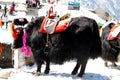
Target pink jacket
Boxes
[10,6,14,11]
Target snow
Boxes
[0,26,13,44]
[1,58,120,80]
[0,0,120,80]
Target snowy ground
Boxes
[0,58,120,80]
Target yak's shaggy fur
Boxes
[101,22,120,67]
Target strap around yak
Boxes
[20,29,30,57]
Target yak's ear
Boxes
[10,22,18,40]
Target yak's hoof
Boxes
[34,72,40,76]
[26,62,34,66]
[77,73,83,77]
[104,62,108,67]
[44,70,49,74]
[71,71,77,75]
[112,62,117,67]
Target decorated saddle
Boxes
[40,6,71,34]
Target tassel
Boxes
[20,29,30,57]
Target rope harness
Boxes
[44,34,53,54]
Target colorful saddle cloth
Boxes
[107,25,120,40]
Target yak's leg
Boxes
[77,60,87,77]
[71,60,80,75]
[104,60,108,67]
[44,54,50,74]
[32,49,43,76]
[112,62,117,67]
[34,61,43,76]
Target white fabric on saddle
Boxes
[44,13,71,34]
[111,26,120,37]
[44,18,60,34]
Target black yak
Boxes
[101,22,120,67]
[11,16,101,77]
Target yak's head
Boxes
[10,18,29,49]
[10,22,24,49]
[11,16,45,49]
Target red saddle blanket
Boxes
[107,25,120,40]
[0,43,2,54]
[39,17,71,34]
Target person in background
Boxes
[1,4,8,29]
[26,0,29,8]
[32,0,37,8]
[1,4,7,18]
[9,2,15,15]
[2,15,8,29]
[36,0,40,8]
[12,1,15,7]
[26,0,33,8]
